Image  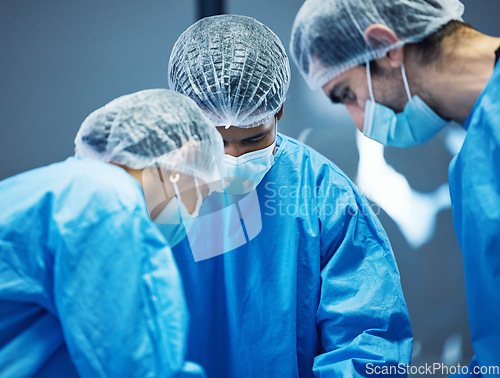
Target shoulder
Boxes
[276,133,357,191]
[69,158,147,215]
[33,158,148,229]
[0,158,149,243]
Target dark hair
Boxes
[365,21,473,76]
[405,20,473,65]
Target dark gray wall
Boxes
[1,1,498,376]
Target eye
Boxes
[242,133,267,145]
[341,88,355,103]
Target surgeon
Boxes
[291,0,500,375]
[0,89,224,377]
[167,14,412,377]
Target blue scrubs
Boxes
[449,60,500,376]
[169,134,413,377]
[0,157,188,377]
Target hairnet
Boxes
[75,89,224,184]
[290,0,464,90]
[168,14,291,128]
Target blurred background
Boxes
[1,1,498,376]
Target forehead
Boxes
[215,117,274,140]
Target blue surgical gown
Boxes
[0,157,188,377]
[167,134,413,377]
[449,60,500,376]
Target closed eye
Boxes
[242,132,268,145]
[328,84,356,105]
[340,87,356,103]
[328,91,342,104]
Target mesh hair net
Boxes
[290,0,464,90]
[168,14,291,128]
[75,89,224,184]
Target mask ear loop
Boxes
[192,176,203,216]
[366,61,375,102]
[169,174,203,217]
[169,173,181,194]
[169,173,183,224]
[363,61,377,137]
[193,176,202,201]
[401,63,413,102]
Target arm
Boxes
[313,176,413,377]
[53,208,188,377]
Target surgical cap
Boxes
[291,0,464,90]
[168,14,291,128]
[75,89,224,184]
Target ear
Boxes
[364,24,404,68]
[276,104,284,121]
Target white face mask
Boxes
[362,61,449,148]
[154,172,203,247]
[223,129,277,189]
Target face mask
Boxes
[154,172,203,247]
[362,61,449,148]
[223,130,277,188]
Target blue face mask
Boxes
[154,173,202,247]
[223,126,277,189]
[362,62,449,148]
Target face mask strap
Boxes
[366,61,375,102]
[401,63,412,101]
[168,175,186,224]
[193,176,203,206]
[169,173,182,202]
[169,173,203,217]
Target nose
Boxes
[224,143,245,157]
[345,104,365,132]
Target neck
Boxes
[112,163,144,187]
[407,30,500,124]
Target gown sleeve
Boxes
[313,172,413,377]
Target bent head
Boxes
[321,37,408,132]
[75,89,225,227]
[168,14,290,188]
[290,0,464,91]
[291,0,464,145]
[168,14,290,148]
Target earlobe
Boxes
[386,46,404,68]
[364,24,404,68]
